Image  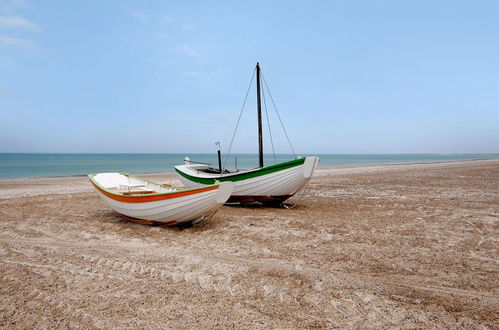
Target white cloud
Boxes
[0,85,8,97]
[0,35,37,49]
[182,23,196,31]
[0,16,38,30]
[149,57,185,65]
[157,32,170,39]
[160,16,177,24]
[130,11,147,23]
[176,44,201,58]
[160,16,196,31]
[181,70,222,80]
[0,0,30,12]
[0,55,16,66]
[182,71,204,77]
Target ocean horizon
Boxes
[0,153,498,180]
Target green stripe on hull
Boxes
[175,157,306,185]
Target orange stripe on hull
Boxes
[90,181,218,203]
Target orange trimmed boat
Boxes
[88,173,233,226]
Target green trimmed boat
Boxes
[174,63,319,204]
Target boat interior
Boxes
[93,173,176,195]
[197,167,237,174]
[183,162,236,174]
[107,186,158,195]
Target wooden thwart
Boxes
[122,190,156,195]
[107,187,157,195]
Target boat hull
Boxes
[89,173,233,225]
[175,156,319,204]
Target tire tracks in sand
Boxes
[1,237,496,305]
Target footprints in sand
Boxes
[1,235,495,327]
[25,288,98,327]
[1,239,313,306]
[78,252,299,303]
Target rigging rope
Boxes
[261,72,297,158]
[261,79,277,163]
[222,67,256,171]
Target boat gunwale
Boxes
[88,173,220,203]
[175,157,307,184]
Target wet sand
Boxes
[0,160,498,328]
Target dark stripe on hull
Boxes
[227,194,293,205]
[120,214,178,226]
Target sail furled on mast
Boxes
[256,62,264,168]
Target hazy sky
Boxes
[1,0,498,154]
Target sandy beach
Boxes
[0,159,497,328]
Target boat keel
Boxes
[226,194,293,205]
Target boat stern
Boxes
[303,156,319,178]
[216,181,234,203]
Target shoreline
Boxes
[1,157,498,182]
[1,158,498,200]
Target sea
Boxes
[0,153,497,180]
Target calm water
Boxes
[0,153,497,180]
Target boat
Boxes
[175,63,319,205]
[88,173,234,226]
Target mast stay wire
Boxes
[261,71,297,158]
[222,67,256,171]
[261,77,277,163]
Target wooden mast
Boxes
[256,62,264,168]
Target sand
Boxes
[0,159,498,328]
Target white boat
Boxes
[175,156,318,204]
[175,63,319,205]
[88,173,234,226]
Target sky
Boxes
[0,0,498,154]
